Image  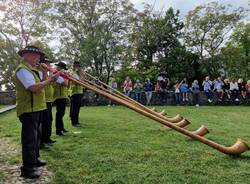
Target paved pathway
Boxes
[0,105,16,114]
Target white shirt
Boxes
[16,68,42,89]
[230,82,239,90]
[56,76,64,84]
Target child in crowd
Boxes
[180,78,189,103]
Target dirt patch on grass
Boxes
[0,138,53,184]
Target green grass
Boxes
[0,105,6,109]
[1,106,250,184]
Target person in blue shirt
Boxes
[213,77,224,102]
[180,78,189,103]
[202,76,213,103]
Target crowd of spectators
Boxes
[107,76,250,106]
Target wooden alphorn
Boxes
[42,64,249,155]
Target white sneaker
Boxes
[196,104,199,107]
[208,99,212,103]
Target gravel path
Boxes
[0,138,53,184]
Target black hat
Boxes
[73,61,81,67]
[40,55,53,63]
[18,45,45,57]
[55,62,68,70]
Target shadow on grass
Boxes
[230,155,250,160]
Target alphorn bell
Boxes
[159,110,167,116]
[175,119,190,128]
[192,125,209,137]
[42,64,249,155]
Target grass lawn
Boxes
[0,105,6,109]
[0,106,250,184]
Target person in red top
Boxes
[123,76,132,97]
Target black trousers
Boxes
[19,111,43,169]
[193,93,200,105]
[41,102,53,143]
[70,94,82,125]
[54,98,66,133]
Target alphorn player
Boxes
[53,61,69,136]
[69,61,84,127]
[40,56,56,144]
[14,45,57,179]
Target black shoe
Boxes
[35,159,46,167]
[20,167,40,179]
[40,143,47,149]
[72,124,80,127]
[45,139,56,144]
[56,131,66,136]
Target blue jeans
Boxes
[175,93,180,104]
[135,92,142,103]
[205,90,213,100]
[124,89,131,97]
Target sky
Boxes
[131,0,250,20]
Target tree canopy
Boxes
[0,0,248,89]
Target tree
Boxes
[131,7,184,71]
[48,0,135,83]
[185,2,244,77]
[0,0,51,90]
[221,22,250,78]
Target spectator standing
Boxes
[134,79,143,103]
[155,80,162,104]
[108,77,117,106]
[93,77,102,104]
[191,80,200,107]
[202,76,213,103]
[180,79,189,103]
[174,80,182,105]
[144,79,154,105]
[159,78,168,104]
